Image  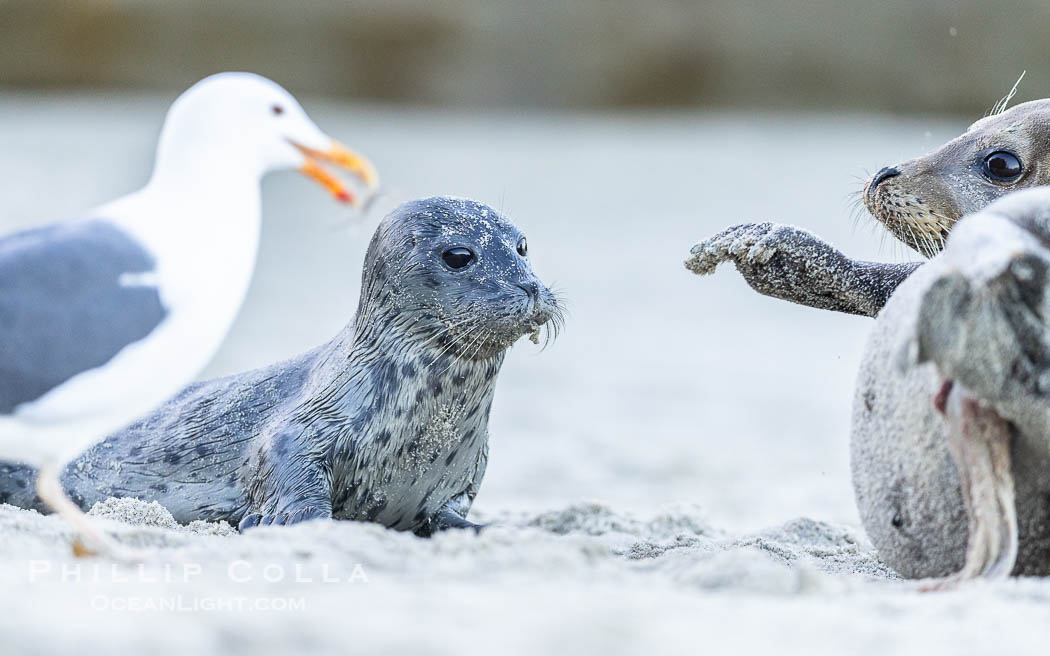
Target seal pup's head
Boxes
[356,196,563,360]
[863,99,1050,258]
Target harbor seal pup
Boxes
[854,188,1050,582]
[686,99,1050,317]
[0,196,564,535]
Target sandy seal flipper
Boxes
[686,99,1050,317]
[0,197,564,535]
[685,222,920,316]
[854,188,1050,582]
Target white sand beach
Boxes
[1,92,1048,654]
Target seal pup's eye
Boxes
[982,151,1023,182]
[517,237,528,257]
[442,247,475,270]
[271,104,285,116]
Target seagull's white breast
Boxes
[0,182,263,464]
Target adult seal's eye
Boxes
[442,247,475,270]
[517,237,528,257]
[982,151,1023,182]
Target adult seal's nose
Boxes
[868,166,899,191]
[871,166,901,189]
[864,166,901,207]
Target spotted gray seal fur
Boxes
[686,99,1050,317]
[853,188,1050,582]
[0,196,564,535]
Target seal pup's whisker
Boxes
[420,329,467,356]
[460,329,496,368]
[540,299,568,350]
[427,318,486,364]
[453,319,502,366]
[418,316,480,350]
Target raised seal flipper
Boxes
[686,222,921,317]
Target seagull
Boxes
[0,72,379,556]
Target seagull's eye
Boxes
[271,104,285,116]
[982,150,1023,182]
[517,237,528,257]
[442,247,475,270]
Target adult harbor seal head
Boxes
[864,99,1050,257]
[0,196,564,537]
[852,187,1050,583]
[686,98,1050,316]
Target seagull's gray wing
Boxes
[0,220,168,414]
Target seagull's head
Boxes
[155,72,379,205]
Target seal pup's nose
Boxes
[516,281,539,303]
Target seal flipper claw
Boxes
[685,222,776,276]
[238,505,331,532]
[238,513,262,532]
[686,222,920,317]
[415,506,484,537]
[285,506,329,525]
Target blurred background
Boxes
[0,1,1041,531]
[1,0,1044,114]
[2,0,1041,112]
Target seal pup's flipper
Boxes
[414,504,485,538]
[238,436,334,532]
[238,505,331,531]
[686,222,920,317]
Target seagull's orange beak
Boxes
[294,141,379,206]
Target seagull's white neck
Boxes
[123,158,263,254]
[144,157,264,219]
[100,154,266,331]
[150,133,270,191]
